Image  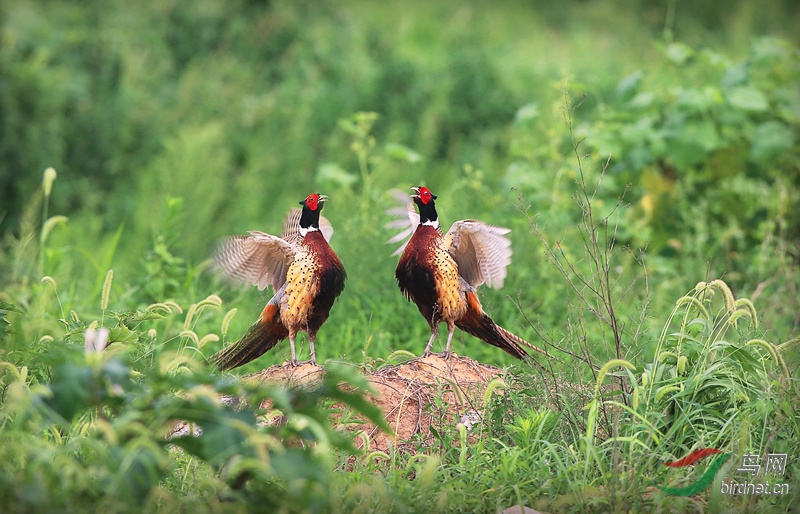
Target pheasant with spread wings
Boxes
[388,186,552,360]
[209,193,346,370]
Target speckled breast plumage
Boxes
[280,243,321,329]
[430,242,467,323]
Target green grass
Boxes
[1,1,799,512]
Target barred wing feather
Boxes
[384,189,420,256]
[445,220,512,289]
[213,231,295,292]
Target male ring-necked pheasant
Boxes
[388,186,552,360]
[209,193,346,369]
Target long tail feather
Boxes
[495,324,555,360]
[456,291,554,360]
[208,303,288,370]
[456,312,529,359]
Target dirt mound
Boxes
[249,360,327,386]
[248,354,507,452]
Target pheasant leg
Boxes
[443,322,456,358]
[422,326,439,357]
[309,336,317,366]
[289,334,298,366]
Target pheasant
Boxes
[209,193,346,370]
[388,186,552,360]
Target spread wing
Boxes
[384,189,420,256]
[444,220,512,289]
[281,208,334,244]
[213,231,296,292]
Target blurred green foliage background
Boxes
[1,0,798,369]
[1,2,799,512]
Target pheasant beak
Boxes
[410,187,421,199]
[318,194,329,203]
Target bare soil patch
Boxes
[248,354,507,452]
[169,355,614,452]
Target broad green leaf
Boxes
[750,121,795,164]
[671,120,720,167]
[0,301,25,314]
[665,42,694,65]
[0,302,23,337]
[616,71,643,100]
[43,359,131,423]
[726,86,768,112]
[109,325,140,345]
[629,91,655,109]
[675,87,720,113]
[316,163,357,186]
[513,102,540,124]
[385,143,422,163]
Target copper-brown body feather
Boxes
[211,230,345,370]
[209,196,346,370]
[396,225,528,359]
[392,186,552,360]
[397,226,464,326]
[280,231,346,342]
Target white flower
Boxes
[460,410,481,431]
[85,327,110,354]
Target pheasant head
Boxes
[411,186,438,228]
[299,193,328,236]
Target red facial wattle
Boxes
[305,193,320,211]
[417,186,434,204]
